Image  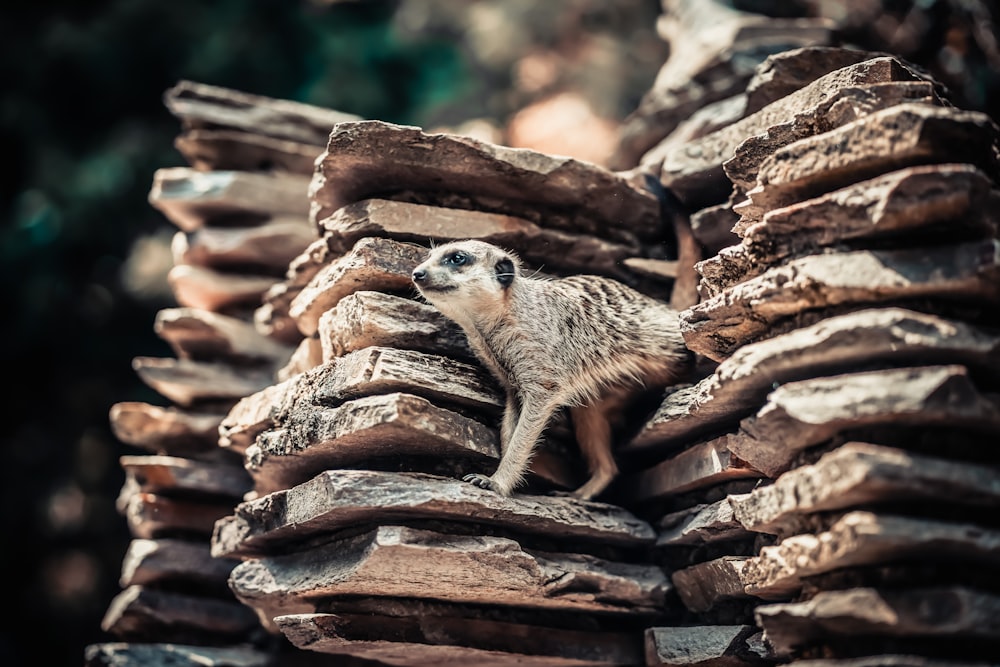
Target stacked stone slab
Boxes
[210,117,692,665]
[621,29,1000,667]
[87,83,356,667]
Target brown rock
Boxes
[167,264,276,313]
[174,128,323,174]
[655,494,752,548]
[253,283,302,345]
[120,492,234,539]
[85,642,271,667]
[690,204,741,256]
[781,657,993,667]
[131,356,274,407]
[109,402,224,456]
[681,240,1000,361]
[274,336,323,381]
[728,365,1000,477]
[212,468,656,559]
[671,556,749,612]
[645,625,770,666]
[120,538,235,588]
[118,455,251,500]
[171,218,315,272]
[100,585,259,642]
[154,307,294,365]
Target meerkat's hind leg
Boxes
[569,393,627,501]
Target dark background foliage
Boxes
[0,1,996,665]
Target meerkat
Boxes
[411,239,692,500]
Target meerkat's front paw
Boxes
[462,473,494,491]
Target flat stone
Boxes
[655,494,752,547]
[253,283,302,345]
[171,218,315,272]
[84,642,271,667]
[274,336,322,381]
[174,128,323,174]
[310,121,663,242]
[645,624,770,665]
[100,585,259,643]
[212,468,655,559]
[149,168,310,232]
[131,356,274,407]
[733,104,1000,230]
[108,402,224,456]
[244,392,500,495]
[318,290,473,361]
[743,511,1000,599]
[319,198,641,281]
[680,240,1000,361]
[164,79,360,147]
[731,443,1000,536]
[228,525,669,622]
[120,538,235,588]
[154,307,294,365]
[167,264,276,313]
[289,237,427,337]
[623,436,765,505]
[277,609,643,666]
[217,375,300,453]
[690,204,741,256]
[660,57,926,207]
[120,492,234,539]
[671,556,749,612]
[755,587,1000,656]
[629,308,1000,452]
[781,657,994,667]
[118,455,251,500]
[728,365,1000,477]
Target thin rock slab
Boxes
[317,290,474,361]
[154,307,294,366]
[754,587,1000,657]
[783,657,998,667]
[277,610,644,667]
[212,469,655,559]
[131,356,274,408]
[167,264,276,313]
[645,625,770,666]
[730,442,1000,536]
[690,204,741,256]
[108,402,225,456]
[100,585,260,643]
[244,392,501,495]
[120,538,235,588]
[743,511,1000,600]
[628,307,1000,452]
[171,218,315,272]
[149,168,311,232]
[728,364,1000,477]
[655,494,753,548]
[733,103,1000,230]
[121,492,235,539]
[671,557,750,613]
[227,525,670,622]
[118,455,251,501]
[681,240,1000,361]
[174,128,323,174]
[319,198,641,280]
[84,642,272,667]
[218,375,300,453]
[289,237,427,337]
[309,121,663,242]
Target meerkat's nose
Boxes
[412,268,427,283]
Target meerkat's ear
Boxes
[494,257,515,287]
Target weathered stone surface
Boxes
[728,365,1000,477]
[149,168,310,231]
[252,283,302,345]
[84,642,271,667]
[244,392,500,494]
[310,121,663,241]
[228,525,669,622]
[624,436,764,505]
[109,402,224,455]
[731,443,1000,536]
[656,494,752,547]
[733,104,1000,229]
[121,492,234,539]
[755,587,1000,656]
[318,290,473,361]
[277,610,644,666]
[120,538,235,588]
[131,356,273,407]
[782,657,994,667]
[660,57,927,206]
[319,198,641,280]
[167,264,276,313]
[171,218,315,272]
[155,307,294,365]
[274,336,322,381]
[218,376,299,453]
[690,204,741,256]
[681,240,1000,361]
[645,625,769,666]
[100,585,259,642]
[700,165,1000,295]
[174,128,323,174]
[164,79,359,147]
[744,511,1000,599]
[289,237,427,337]
[118,455,251,500]
[630,308,1000,452]
[671,557,749,612]
[212,469,655,559]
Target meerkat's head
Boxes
[411,240,520,323]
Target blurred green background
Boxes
[1,1,997,665]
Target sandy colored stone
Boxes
[671,557,749,612]
[171,217,315,272]
[154,307,294,365]
[174,128,323,174]
[131,356,274,407]
[109,402,225,456]
[167,264,276,313]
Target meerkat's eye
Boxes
[444,251,469,266]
